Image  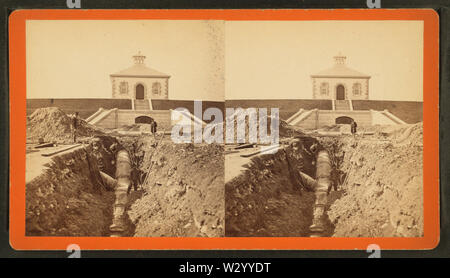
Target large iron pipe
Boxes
[111,149,132,233]
[99,149,132,191]
[299,172,317,191]
[99,171,117,190]
[116,149,131,186]
[315,150,332,193]
[298,150,332,193]
[309,149,332,234]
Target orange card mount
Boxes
[9,9,439,250]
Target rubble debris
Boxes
[225,110,305,144]
[324,123,423,237]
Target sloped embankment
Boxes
[26,145,115,236]
[128,141,224,237]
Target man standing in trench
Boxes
[351,120,358,137]
[151,120,158,138]
[72,112,80,143]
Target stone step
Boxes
[134,99,150,110]
[335,100,350,110]
[135,104,149,108]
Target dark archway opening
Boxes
[335,116,354,125]
[336,85,345,100]
[136,84,145,100]
[135,116,154,124]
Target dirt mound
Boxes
[128,138,224,237]
[279,118,305,138]
[224,110,304,144]
[384,122,423,146]
[317,124,342,132]
[114,123,153,133]
[323,123,423,237]
[27,107,103,143]
[115,124,141,132]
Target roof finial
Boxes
[133,51,146,65]
[333,53,346,65]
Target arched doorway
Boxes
[135,116,154,124]
[136,84,145,99]
[336,85,345,100]
[335,116,354,124]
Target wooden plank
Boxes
[34,142,55,149]
[234,143,256,150]
[240,145,279,158]
[41,144,82,157]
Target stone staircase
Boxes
[134,99,150,110]
[335,100,351,110]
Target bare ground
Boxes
[128,138,225,237]
[325,123,423,237]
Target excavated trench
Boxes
[26,131,225,237]
[25,107,225,237]
[26,115,423,238]
[225,136,345,237]
[25,134,149,237]
[226,123,424,238]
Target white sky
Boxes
[225,20,423,101]
[26,20,225,101]
[26,20,423,102]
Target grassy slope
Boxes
[352,100,422,124]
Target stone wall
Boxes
[94,109,172,130]
[352,100,422,124]
[152,100,225,118]
[225,99,332,120]
[317,110,372,127]
[293,110,373,129]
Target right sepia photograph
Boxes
[224,20,424,238]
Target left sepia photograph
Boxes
[25,20,225,237]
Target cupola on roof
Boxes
[110,52,170,78]
[311,54,370,79]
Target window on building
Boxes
[320,82,329,96]
[152,82,161,95]
[119,81,128,95]
[353,83,362,96]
